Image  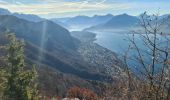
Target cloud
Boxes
[0,0,170,18]
[0,0,9,5]
[0,0,131,15]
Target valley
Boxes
[0,2,170,99]
[0,8,127,97]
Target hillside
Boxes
[0,8,11,15]
[0,15,126,96]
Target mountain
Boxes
[0,15,75,50]
[13,13,44,22]
[50,19,70,29]
[85,14,139,31]
[66,14,113,25]
[0,8,44,22]
[51,14,113,31]
[0,8,11,15]
[65,16,91,25]
[104,14,139,28]
[71,31,96,42]
[52,17,71,23]
[92,14,113,24]
[0,15,126,96]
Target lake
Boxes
[94,31,130,55]
[92,30,170,75]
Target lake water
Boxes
[92,30,170,75]
[94,31,130,55]
[93,31,140,72]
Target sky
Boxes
[0,0,170,18]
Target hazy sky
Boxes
[0,0,170,18]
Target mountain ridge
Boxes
[51,14,114,31]
[0,8,44,22]
[85,14,140,31]
[0,14,124,84]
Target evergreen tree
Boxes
[0,68,7,99]
[4,34,38,100]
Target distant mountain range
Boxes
[51,13,170,32]
[104,14,139,28]
[51,14,113,31]
[65,14,113,26]
[0,8,44,22]
[1,8,169,32]
[85,14,140,31]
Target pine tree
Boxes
[0,68,7,99]
[4,34,38,100]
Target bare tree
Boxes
[124,12,170,100]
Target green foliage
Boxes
[3,34,38,100]
[0,68,7,99]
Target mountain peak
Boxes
[93,14,113,18]
[0,8,43,22]
[117,13,132,17]
[106,13,113,17]
[122,13,128,15]
[13,12,44,22]
[0,8,11,15]
[75,15,90,18]
[112,13,137,20]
